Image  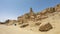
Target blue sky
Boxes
[0,0,60,22]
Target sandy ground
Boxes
[0,25,39,34]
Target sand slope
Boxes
[0,25,39,34]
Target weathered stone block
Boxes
[39,23,53,32]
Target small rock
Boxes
[35,22,41,26]
[20,24,29,28]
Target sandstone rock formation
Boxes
[17,8,36,23]
[39,23,53,32]
[55,4,60,11]
[1,4,60,25]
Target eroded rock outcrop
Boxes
[39,23,53,32]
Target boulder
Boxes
[39,23,53,32]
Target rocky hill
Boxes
[1,4,60,32]
[17,4,60,32]
[17,4,60,24]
